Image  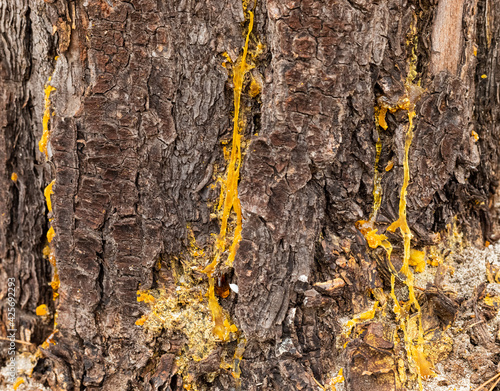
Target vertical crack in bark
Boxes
[204,2,255,275]
[355,14,432,390]
[38,59,59,333]
[204,0,260,344]
[134,2,264,387]
[38,70,57,159]
[385,22,432,390]
[43,179,60,305]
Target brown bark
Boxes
[1,0,500,390]
[1,0,53,355]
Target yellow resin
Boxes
[389,24,433,382]
[484,295,500,308]
[206,277,237,341]
[372,137,383,219]
[426,246,443,267]
[50,270,60,300]
[355,16,433,388]
[136,234,238,387]
[329,368,344,390]
[39,82,57,158]
[409,249,425,273]
[231,338,246,388]
[44,180,55,212]
[221,51,232,69]
[387,106,432,385]
[356,221,393,256]
[40,330,58,349]
[356,105,388,248]
[471,130,479,142]
[135,316,147,326]
[136,286,221,365]
[136,3,259,382]
[208,277,227,340]
[344,301,379,338]
[249,76,261,98]
[36,304,48,316]
[13,378,25,390]
[427,257,441,267]
[43,245,56,267]
[386,108,415,271]
[188,227,205,258]
[203,0,259,343]
[43,176,59,302]
[11,173,18,182]
[213,7,254,270]
[47,226,56,242]
[377,107,389,130]
[224,318,238,333]
[136,291,156,304]
[354,111,391,255]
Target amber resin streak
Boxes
[354,17,432,390]
[204,0,259,343]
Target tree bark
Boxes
[1,0,500,390]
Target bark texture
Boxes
[1,0,500,390]
[1,0,52,352]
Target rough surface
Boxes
[1,0,500,390]
[418,242,500,391]
[0,0,52,362]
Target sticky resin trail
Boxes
[203,0,259,343]
[39,61,57,158]
[205,2,255,275]
[39,178,59,335]
[231,337,246,390]
[386,99,431,386]
[35,58,61,341]
[44,180,60,302]
[39,59,60,331]
[355,17,431,389]
[387,19,432,387]
[355,113,393,263]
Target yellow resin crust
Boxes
[39,81,56,158]
[44,180,55,212]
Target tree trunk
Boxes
[1,0,500,390]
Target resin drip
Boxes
[39,78,56,158]
[354,16,432,388]
[44,180,55,212]
[329,368,344,391]
[387,110,415,277]
[372,138,383,220]
[355,116,393,260]
[204,0,259,341]
[208,277,227,340]
[44,180,60,303]
[232,338,246,390]
[208,2,255,275]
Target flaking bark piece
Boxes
[346,325,398,391]
[423,284,459,328]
